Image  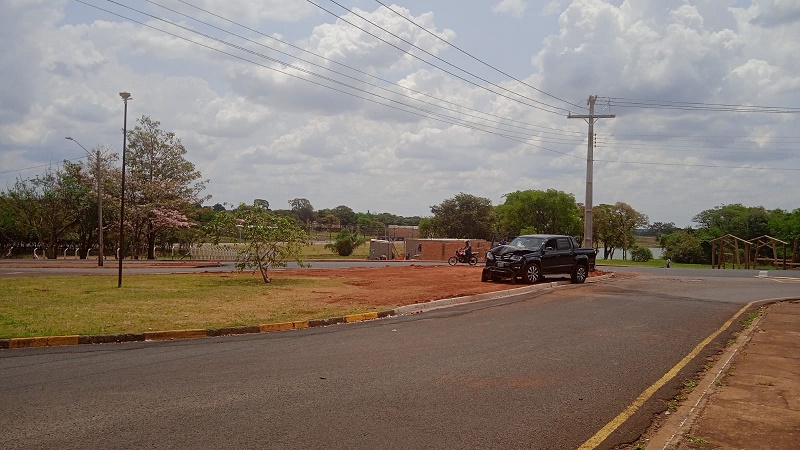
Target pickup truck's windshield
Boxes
[507,236,544,250]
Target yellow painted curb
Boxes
[47,335,79,347]
[8,337,49,349]
[260,322,294,333]
[345,312,379,323]
[292,321,309,329]
[143,329,207,341]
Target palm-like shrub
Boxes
[326,230,366,256]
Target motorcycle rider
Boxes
[462,240,472,262]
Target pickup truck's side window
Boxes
[544,239,557,251]
[556,238,571,251]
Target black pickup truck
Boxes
[481,234,597,284]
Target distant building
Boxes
[384,225,419,241]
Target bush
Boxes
[630,246,653,262]
[662,230,707,264]
[325,230,366,256]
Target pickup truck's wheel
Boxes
[524,263,541,284]
[571,264,587,284]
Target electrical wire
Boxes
[75,0,587,161]
[170,0,584,135]
[105,0,585,146]
[306,0,567,115]
[371,0,585,112]
[602,97,800,114]
[63,0,800,175]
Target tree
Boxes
[355,213,385,238]
[495,189,582,238]
[206,202,310,283]
[662,230,706,264]
[289,198,315,224]
[593,202,649,259]
[0,192,32,253]
[768,208,800,242]
[692,204,769,241]
[4,165,91,259]
[125,116,209,259]
[417,217,434,238]
[326,229,366,256]
[428,193,495,239]
[630,246,653,262]
[330,205,357,226]
[212,203,227,212]
[644,222,679,239]
[253,199,270,210]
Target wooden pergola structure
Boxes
[711,234,793,270]
[750,235,788,270]
[711,234,751,269]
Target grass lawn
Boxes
[0,273,393,339]
[596,258,702,268]
[303,242,370,259]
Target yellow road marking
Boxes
[578,302,754,449]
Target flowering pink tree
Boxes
[124,116,209,259]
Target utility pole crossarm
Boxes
[568,95,616,249]
[567,113,616,119]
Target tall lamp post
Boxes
[118,92,131,287]
[66,136,104,267]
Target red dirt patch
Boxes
[271,265,607,309]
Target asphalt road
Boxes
[1,269,798,449]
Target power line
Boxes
[68,1,800,175]
[371,0,585,112]
[306,0,567,115]
[602,97,800,114]
[104,1,584,145]
[594,158,800,171]
[75,1,586,161]
[153,0,584,139]
[0,156,88,175]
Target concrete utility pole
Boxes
[568,95,615,249]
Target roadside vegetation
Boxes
[0,273,390,339]
[0,116,796,267]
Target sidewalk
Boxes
[649,300,800,449]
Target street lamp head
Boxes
[65,136,74,141]
[119,92,131,101]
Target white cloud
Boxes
[493,0,528,18]
[0,0,797,227]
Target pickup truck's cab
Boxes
[481,234,596,284]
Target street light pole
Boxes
[118,92,131,287]
[66,136,104,267]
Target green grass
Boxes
[739,311,760,329]
[0,273,396,339]
[686,435,708,444]
[595,258,706,269]
[302,242,370,259]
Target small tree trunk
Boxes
[147,221,157,260]
[253,244,271,283]
[47,236,58,259]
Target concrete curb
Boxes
[646,296,800,450]
[0,274,614,350]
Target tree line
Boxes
[2,117,797,265]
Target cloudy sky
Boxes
[2,0,798,227]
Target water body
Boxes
[602,247,664,261]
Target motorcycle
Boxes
[448,249,478,266]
